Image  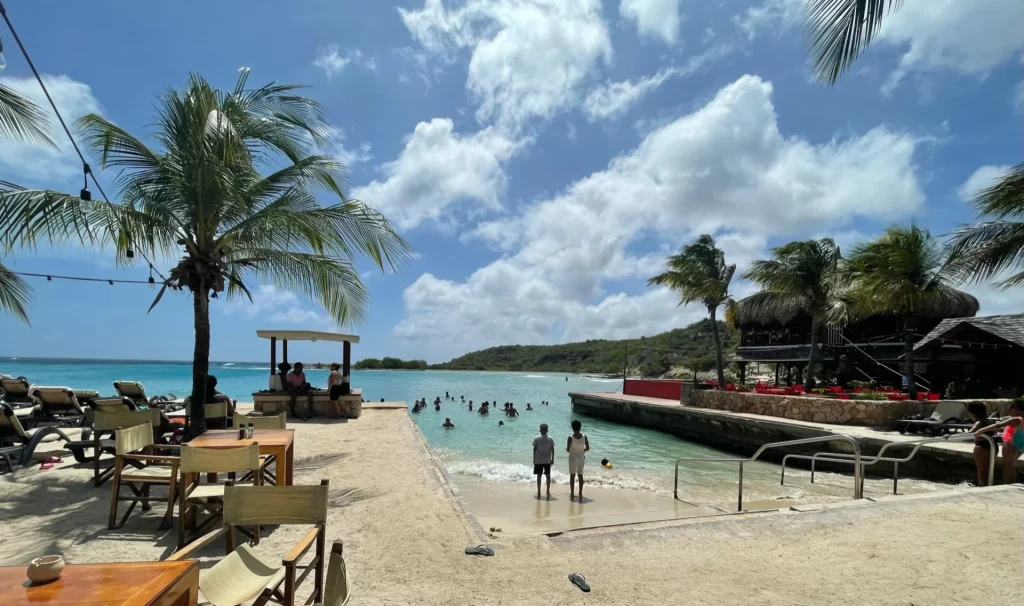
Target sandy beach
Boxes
[1,406,1021,605]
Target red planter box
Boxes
[623,379,683,400]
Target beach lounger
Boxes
[113,381,151,408]
[234,412,287,485]
[28,386,86,426]
[167,480,330,606]
[895,401,967,435]
[108,422,180,530]
[177,444,262,550]
[0,403,73,467]
[0,377,33,406]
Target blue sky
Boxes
[0,0,1022,364]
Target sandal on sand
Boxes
[39,463,55,470]
[41,456,63,464]
[464,545,494,557]
[569,573,590,592]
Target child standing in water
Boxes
[566,420,590,501]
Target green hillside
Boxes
[430,319,737,376]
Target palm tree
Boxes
[0,81,57,322]
[648,235,735,388]
[947,165,1024,286]
[742,238,846,391]
[847,225,978,399]
[0,70,410,434]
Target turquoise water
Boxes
[0,358,870,499]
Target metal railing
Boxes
[673,435,862,512]
[780,433,996,495]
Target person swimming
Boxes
[526,403,533,411]
[498,420,504,427]
[442,417,455,428]
[600,459,613,469]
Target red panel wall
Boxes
[623,379,682,400]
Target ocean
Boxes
[1,358,936,502]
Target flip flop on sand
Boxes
[568,573,591,593]
[464,545,494,557]
[41,456,63,464]
[39,463,55,470]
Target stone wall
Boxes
[689,390,925,427]
[684,390,1015,426]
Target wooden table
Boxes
[188,429,295,486]
[0,560,198,605]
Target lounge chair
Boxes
[0,377,33,406]
[174,398,232,430]
[108,422,180,529]
[316,541,351,606]
[28,386,86,426]
[113,381,152,408]
[0,403,72,467]
[166,480,330,606]
[895,401,967,436]
[234,412,287,485]
[178,443,262,549]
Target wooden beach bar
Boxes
[251,329,363,418]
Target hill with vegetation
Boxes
[429,319,737,376]
[354,357,428,370]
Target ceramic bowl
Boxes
[27,555,64,584]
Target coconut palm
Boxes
[947,164,1024,286]
[847,225,978,398]
[0,70,409,434]
[648,235,735,388]
[0,82,57,322]
[742,238,846,390]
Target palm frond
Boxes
[806,0,903,85]
[0,262,31,324]
[0,83,56,147]
[739,237,845,327]
[647,234,734,308]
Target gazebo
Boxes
[251,329,363,418]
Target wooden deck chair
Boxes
[178,444,261,549]
[108,422,179,530]
[113,381,149,408]
[184,398,231,429]
[315,541,351,606]
[167,480,330,606]
[89,409,161,486]
[0,377,33,405]
[234,412,287,485]
[28,386,86,426]
[0,403,72,466]
[68,398,139,464]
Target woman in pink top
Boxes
[287,362,314,420]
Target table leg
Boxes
[157,562,200,606]
[285,444,294,486]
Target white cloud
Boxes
[223,284,328,325]
[733,0,803,39]
[0,74,102,186]
[399,0,612,130]
[397,75,924,359]
[321,127,372,167]
[313,45,376,79]
[582,45,734,121]
[352,118,518,230]
[959,165,1012,202]
[620,0,682,44]
[879,0,1024,93]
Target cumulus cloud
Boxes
[620,0,683,44]
[0,74,102,186]
[399,0,612,130]
[732,0,803,39]
[396,75,924,360]
[959,165,1012,203]
[352,118,518,230]
[313,45,376,79]
[582,45,734,121]
[222,284,328,325]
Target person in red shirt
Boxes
[287,361,314,420]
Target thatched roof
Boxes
[731,289,980,330]
[915,313,1024,350]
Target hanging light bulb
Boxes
[0,37,7,71]
[46,276,52,282]
[126,249,134,259]
[80,163,92,201]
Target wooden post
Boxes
[738,362,747,385]
[270,337,277,374]
[343,341,351,377]
[785,364,793,386]
[283,340,289,365]
[774,363,780,386]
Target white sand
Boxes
[1,407,1021,605]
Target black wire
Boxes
[13,271,155,285]
[0,1,168,284]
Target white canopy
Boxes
[256,330,360,344]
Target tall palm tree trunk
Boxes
[805,316,820,391]
[188,290,210,439]
[709,305,726,389]
[904,318,917,399]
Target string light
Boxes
[11,271,162,285]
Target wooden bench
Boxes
[252,388,363,419]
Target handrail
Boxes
[780,433,996,495]
[673,435,862,512]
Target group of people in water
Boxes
[410,393,552,421]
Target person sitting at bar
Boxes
[287,361,314,421]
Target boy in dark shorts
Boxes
[533,423,555,499]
